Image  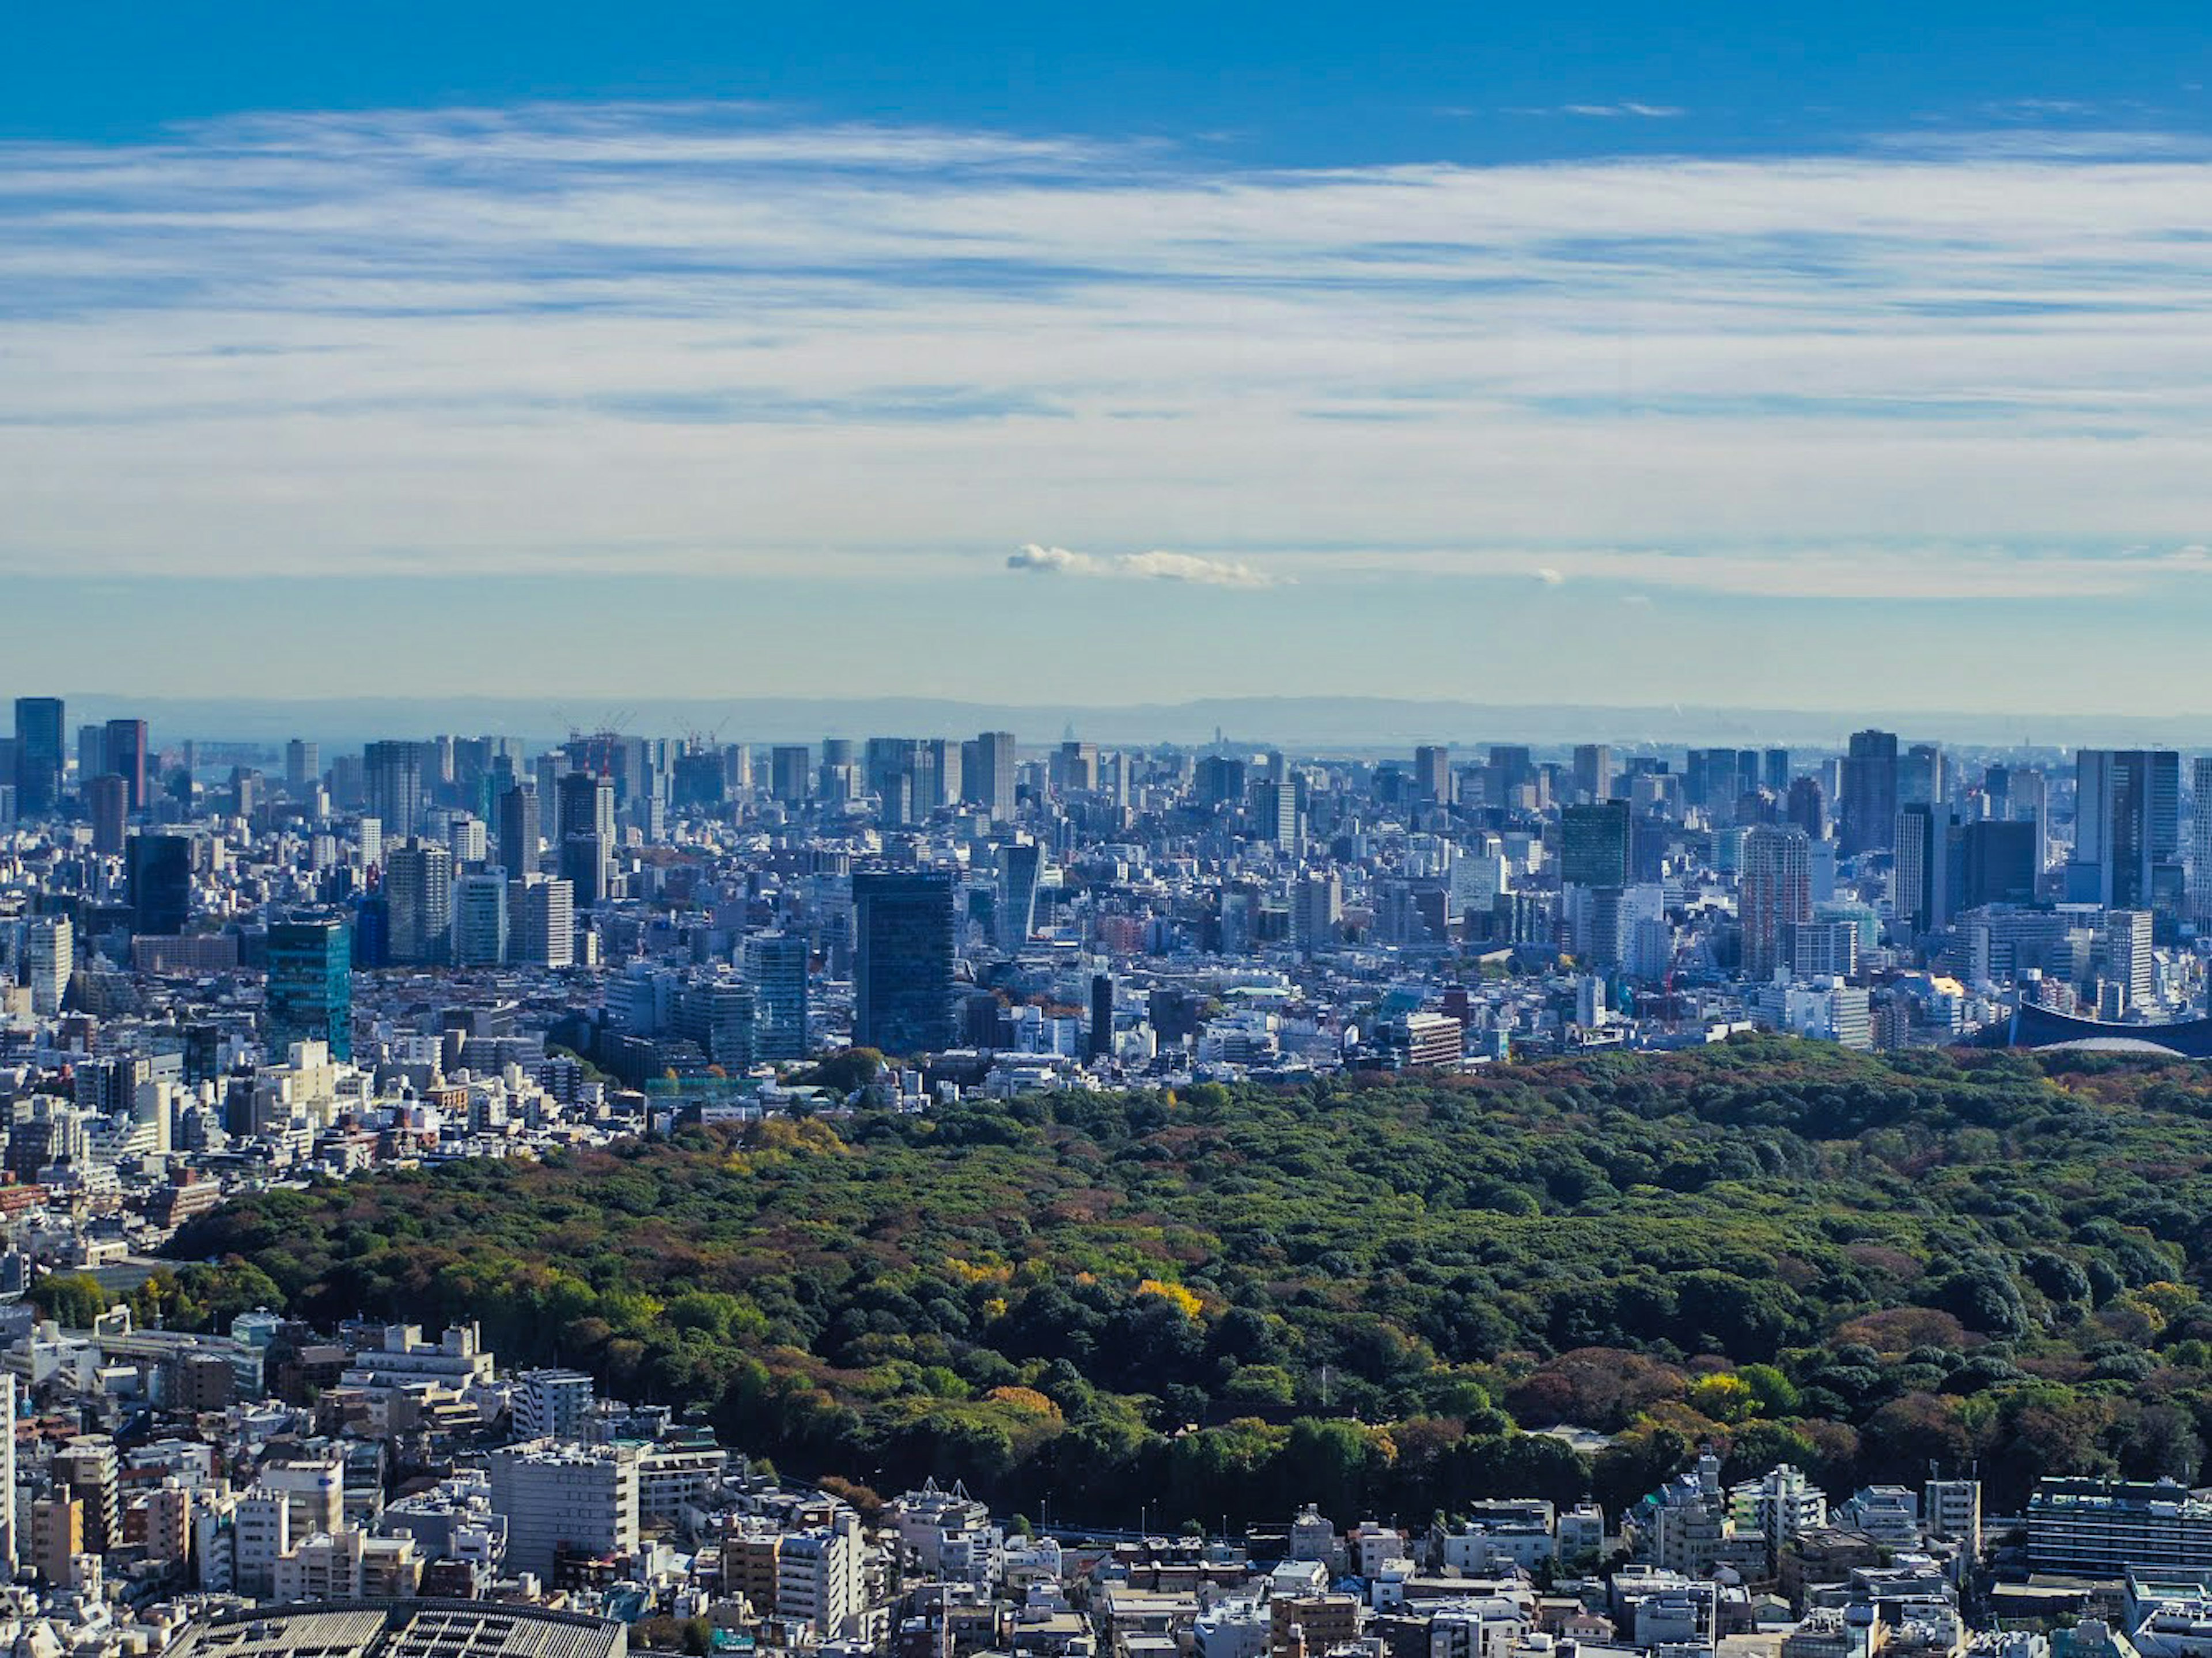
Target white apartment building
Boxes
[488,1440,640,1578]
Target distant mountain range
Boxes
[25,694,2191,754]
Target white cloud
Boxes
[1007,544,1282,588]
[7,102,2212,597]
[1533,567,1566,585]
[1555,103,1686,119]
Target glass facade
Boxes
[266,916,354,1061]
[854,869,955,1056]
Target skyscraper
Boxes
[1487,745,1535,807]
[557,771,615,845]
[264,916,353,1061]
[12,699,62,817]
[1894,802,1956,936]
[770,745,812,805]
[497,780,541,879]
[976,731,1018,823]
[1839,729,1899,857]
[1786,776,1828,841]
[104,718,149,813]
[853,868,955,1055]
[1089,973,1114,1059]
[85,774,127,856]
[1901,743,1946,808]
[284,739,319,794]
[1572,743,1613,805]
[452,872,510,966]
[2070,749,2181,913]
[1739,825,1813,979]
[1252,778,1301,848]
[363,739,428,839]
[2193,757,2212,927]
[76,725,104,790]
[125,832,195,936]
[1763,749,1791,794]
[744,931,809,1060]
[919,738,961,813]
[1559,802,1631,890]
[1414,745,1452,805]
[385,837,455,963]
[511,875,574,968]
[1961,819,2037,909]
[996,841,1042,951]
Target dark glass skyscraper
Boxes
[1839,728,1899,857]
[125,831,195,935]
[854,868,955,1056]
[104,718,149,812]
[1559,802,1630,890]
[266,916,354,1061]
[496,780,540,878]
[12,698,62,816]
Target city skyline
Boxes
[9,7,2212,703]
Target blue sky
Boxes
[5,3,2212,710]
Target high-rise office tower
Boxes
[770,745,811,805]
[363,740,428,839]
[559,833,611,908]
[126,832,195,935]
[1487,745,1535,807]
[1961,819,2038,910]
[996,841,1042,951]
[85,775,128,856]
[1572,743,1613,805]
[1252,779,1301,848]
[510,875,574,968]
[1195,754,1248,809]
[12,698,62,817]
[1739,824,1813,979]
[1052,740,1100,796]
[24,918,70,1016]
[2070,749,2181,913]
[976,731,1018,823]
[919,738,959,812]
[853,868,955,1055]
[1786,776,1829,841]
[75,725,104,791]
[264,916,354,1061]
[1414,745,1453,805]
[284,739,319,794]
[1893,803,1957,936]
[2100,909,2155,1013]
[497,781,540,880]
[104,719,149,812]
[2194,757,2212,927]
[1559,802,1631,890]
[1901,743,1946,808]
[744,931,809,1060]
[384,837,455,963]
[1293,869,1343,955]
[556,771,615,847]
[1839,729,1900,857]
[1763,749,1791,794]
[1089,973,1114,1059]
[452,872,510,966]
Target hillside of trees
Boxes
[169,1039,2212,1524]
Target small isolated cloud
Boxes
[1533,567,1566,585]
[1620,593,1654,606]
[1558,103,1685,119]
[1006,543,1282,589]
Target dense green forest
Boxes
[166,1039,2212,1525]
